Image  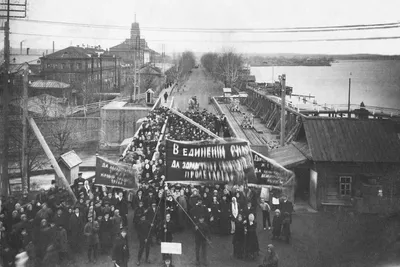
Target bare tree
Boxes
[76,80,98,117]
[47,118,77,156]
[201,49,247,89]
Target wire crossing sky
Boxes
[7,0,400,54]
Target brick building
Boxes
[40,46,129,93]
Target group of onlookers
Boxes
[0,100,294,267]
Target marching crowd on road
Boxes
[0,106,293,267]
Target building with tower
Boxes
[109,20,155,66]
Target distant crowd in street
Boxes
[0,104,293,267]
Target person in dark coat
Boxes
[115,192,128,227]
[190,198,208,223]
[280,196,293,224]
[112,228,129,267]
[244,213,259,260]
[133,190,146,209]
[232,214,245,259]
[209,196,220,234]
[160,213,176,261]
[133,201,146,232]
[53,208,67,230]
[194,216,211,266]
[100,213,113,254]
[164,92,169,103]
[136,214,151,265]
[281,212,291,243]
[36,219,52,262]
[68,207,84,253]
[146,202,161,245]
[54,224,68,262]
[83,216,100,263]
[272,209,282,240]
[219,195,231,235]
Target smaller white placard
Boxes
[161,242,182,254]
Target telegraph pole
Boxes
[21,68,29,194]
[0,0,27,197]
[279,74,286,146]
[347,72,352,118]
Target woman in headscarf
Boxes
[230,197,240,234]
[259,244,279,267]
[244,213,259,260]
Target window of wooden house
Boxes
[69,63,74,70]
[77,63,82,70]
[339,176,352,196]
[61,63,66,69]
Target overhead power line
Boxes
[10,32,400,43]
[10,18,400,33]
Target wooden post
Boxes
[21,69,29,194]
[0,0,11,198]
[28,117,77,203]
[280,74,286,146]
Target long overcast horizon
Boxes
[4,0,400,55]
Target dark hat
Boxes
[51,180,56,185]
[78,172,83,176]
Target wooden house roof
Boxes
[302,117,400,163]
[267,143,308,168]
[58,150,82,169]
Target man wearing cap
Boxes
[133,201,146,232]
[190,198,208,223]
[136,214,151,265]
[69,206,84,253]
[73,173,85,196]
[146,202,161,245]
[112,228,129,267]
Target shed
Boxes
[55,150,83,185]
[223,88,232,97]
[146,88,155,105]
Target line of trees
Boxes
[165,51,196,85]
[201,50,248,89]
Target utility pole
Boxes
[21,68,29,194]
[0,0,27,197]
[279,74,286,146]
[347,72,352,118]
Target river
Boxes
[250,60,400,109]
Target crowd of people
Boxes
[0,104,293,267]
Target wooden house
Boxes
[268,117,400,213]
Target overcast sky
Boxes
[6,0,400,55]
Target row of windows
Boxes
[45,60,116,70]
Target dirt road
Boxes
[171,68,224,112]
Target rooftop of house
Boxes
[300,117,400,163]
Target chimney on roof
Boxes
[53,41,55,53]
[20,41,23,55]
[26,48,30,55]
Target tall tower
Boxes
[130,15,140,46]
